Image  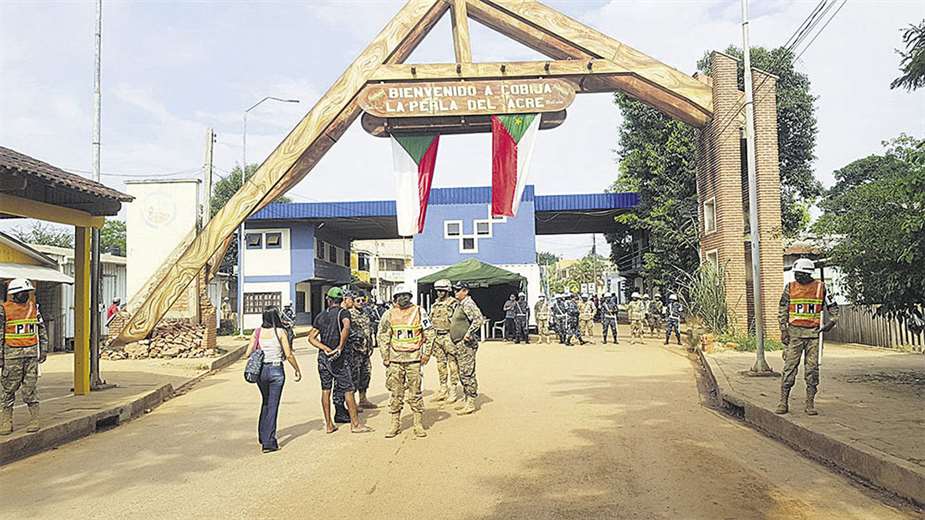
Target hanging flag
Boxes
[391,134,440,236]
[491,113,540,217]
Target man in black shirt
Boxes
[307,287,371,434]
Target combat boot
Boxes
[384,413,401,438]
[456,397,476,416]
[432,385,448,402]
[445,385,460,404]
[0,407,12,436]
[805,387,819,416]
[26,404,40,433]
[413,412,427,437]
[775,386,791,414]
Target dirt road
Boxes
[0,335,915,519]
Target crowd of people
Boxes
[246,279,485,451]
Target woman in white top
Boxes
[246,307,301,452]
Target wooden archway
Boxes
[116,0,781,345]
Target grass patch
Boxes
[717,332,783,352]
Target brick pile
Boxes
[102,319,217,360]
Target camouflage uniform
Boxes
[566,299,582,343]
[534,298,552,343]
[377,305,434,420]
[429,295,460,394]
[777,280,838,414]
[447,296,485,400]
[1,301,48,434]
[332,306,371,417]
[600,299,619,344]
[664,301,683,345]
[647,298,664,336]
[578,300,596,338]
[627,300,647,343]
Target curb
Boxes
[700,351,925,507]
[209,345,247,371]
[0,383,174,466]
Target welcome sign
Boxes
[359,78,575,118]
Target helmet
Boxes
[538,294,546,299]
[7,278,34,295]
[453,281,470,291]
[669,294,678,301]
[793,258,815,274]
[518,292,526,298]
[434,279,452,291]
[393,283,413,297]
[326,287,344,299]
[581,294,588,299]
[631,291,641,299]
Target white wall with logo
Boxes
[125,180,201,302]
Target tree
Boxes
[815,135,925,330]
[211,163,290,218]
[891,20,925,91]
[11,222,74,248]
[607,45,821,287]
[211,163,291,272]
[536,251,559,266]
[100,219,126,255]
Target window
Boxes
[475,220,491,236]
[703,197,717,234]
[379,258,405,272]
[245,233,263,250]
[265,232,282,249]
[461,236,477,253]
[357,252,370,272]
[243,291,281,315]
[316,239,326,259]
[342,249,351,267]
[444,220,462,238]
[705,249,719,268]
[327,243,337,263]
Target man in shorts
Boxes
[307,287,371,434]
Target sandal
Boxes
[351,425,374,433]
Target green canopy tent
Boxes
[418,259,526,333]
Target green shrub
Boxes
[717,332,784,352]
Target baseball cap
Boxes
[327,287,344,299]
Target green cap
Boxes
[327,287,344,299]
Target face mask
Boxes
[12,292,29,304]
[395,294,412,308]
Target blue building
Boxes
[242,185,636,328]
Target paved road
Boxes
[0,336,916,519]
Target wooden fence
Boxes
[825,304,924,349]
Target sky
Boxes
[1,0,923,260]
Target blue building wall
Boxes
[414,186,536,267]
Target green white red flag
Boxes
[391,134,440,236]
[491,113,540,217]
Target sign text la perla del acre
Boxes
[359,78,575,118]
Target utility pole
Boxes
[202,128,215,228]
[742,0,773,375]
[89,0,105,389]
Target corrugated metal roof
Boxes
[0,146,133,202]
[535,192,638,211]
[250,186,637,220]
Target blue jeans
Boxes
[257,363,285,449]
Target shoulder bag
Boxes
[244,329,265,383]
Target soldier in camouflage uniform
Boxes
[446,282,486,415]
[776,258,838,416]
[428,279,461,404]
[578,295,596,340]
[377,283,434,438]
[332,290,368,423]
[352,291,377,410]
[534,295,552,344]
[600,294,619,344]
[627,292,647,344]
[1,279,48,435]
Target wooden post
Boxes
[451,0,472,63]
[74,226,91,395]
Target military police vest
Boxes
[3,301,39,348]
[788,280,824,329]
[389,305,425,352]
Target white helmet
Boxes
[631,291,641,299]
[669,294,678,301]
[7,278,35,295]
[793,258,815,274]
[393,283,413,297]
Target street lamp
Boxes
[238,96,300,335]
